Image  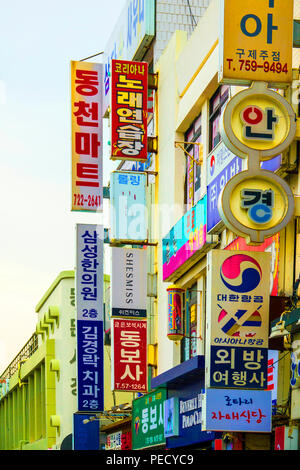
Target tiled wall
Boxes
[154,0,212,64]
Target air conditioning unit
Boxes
[274,426,299,450]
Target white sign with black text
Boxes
[111,247,147,319]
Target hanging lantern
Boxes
[167,285,185,341]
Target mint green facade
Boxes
[0,271,134,450]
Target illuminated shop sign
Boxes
[71,61,103,212]
[111,319,148,393]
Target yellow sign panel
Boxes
[229,175,289,230]
[220,0,293,85]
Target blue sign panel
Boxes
[103,0,155,112]
[77,320,104,412]
[73,413,100,450]
[210,345,268,389]
[166,380,219,448]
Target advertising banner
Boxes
[111,247,147,318]
[219,0,293,85]
[202,389,272,433]
[132,389,166,450]
[71,61,103,212]
[207,141,243,233]
[206,250,271,348]
[110,171,147,242]
[111,319,147,393]
[226,233,279,297]
[205,250,271,389]
[105,431,132,450]
[76,224,104,412]
[111,59,148,161]
[162,195,211,282]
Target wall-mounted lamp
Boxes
[269,314,289,339]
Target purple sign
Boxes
[207,156,242,233]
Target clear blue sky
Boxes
[0,0,126,371]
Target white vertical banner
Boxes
[111,247,147,318]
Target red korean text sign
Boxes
[112,319,147,392]
[71,61,103,212]
[111,60,148,161]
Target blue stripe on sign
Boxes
[222,318,237,333]
[243,321,261,327]
[234,309,247,320]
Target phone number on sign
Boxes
[73,194,101,208]
[116,383,146,391]
[226,59,288,74]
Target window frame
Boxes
[209,85,230,152]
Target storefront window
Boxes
[209,85,230,152]
[184,115,202,211]
[181,284,198,362]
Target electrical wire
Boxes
[79,51,104,62]
[186,0,197,29]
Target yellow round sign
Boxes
[230,96,291,152]
[221,82,296,161]
[229,175,288,230]
[218,168,295,244]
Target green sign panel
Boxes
[132,389,167,450]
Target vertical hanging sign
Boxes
[111,59,148,161]
[76,224,104,412]
[111,247,147,319]
[205,249,271,390]
[71,61,103,212]
[110,171,148,242]
[111,318,148,393]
